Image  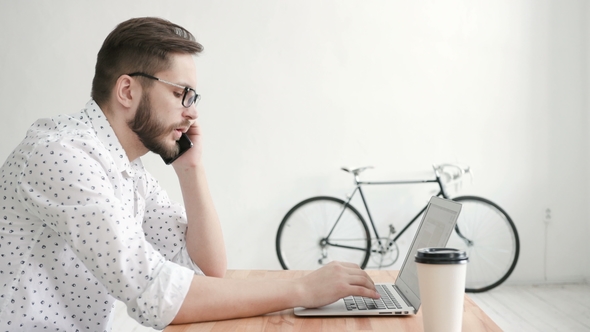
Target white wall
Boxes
[0,0,588,284]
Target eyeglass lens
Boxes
[183,89,199,108]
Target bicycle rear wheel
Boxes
[276,196,371,270]
[447,196,520,292]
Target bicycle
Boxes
[275,164,520,293]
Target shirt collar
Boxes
[82,99,143,177]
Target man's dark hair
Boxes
[91,17,203,106]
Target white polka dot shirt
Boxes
[0,100,204,331]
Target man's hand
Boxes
[295,261,379,309]
[173,122,203,169]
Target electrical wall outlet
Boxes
[544,208,552,223]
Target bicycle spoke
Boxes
[450,196,519,292]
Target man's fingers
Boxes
[184,121,201,135]
[299,261,382,308]
[337,263,376,287]
[350,285,380,299]
[330,263,379,298]
[347,275,378,294]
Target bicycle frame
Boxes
[277,163,518,292]
[324,169,456,253]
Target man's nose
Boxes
[183,104,198,120]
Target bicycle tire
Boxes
[276,196,371,270]
[447,196,520,292]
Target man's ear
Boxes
[114,74,139,109]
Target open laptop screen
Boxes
[395,198,462,307]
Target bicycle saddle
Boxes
[341,166,374,175]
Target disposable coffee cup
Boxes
[415,248,469,332]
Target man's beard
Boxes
[128,94,189,160]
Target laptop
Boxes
[294,196,462,316]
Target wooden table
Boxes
[165,269,501,332]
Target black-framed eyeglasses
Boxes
[128,72,201,108]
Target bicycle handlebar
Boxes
[341,163,473,187]
[433,163,473,184]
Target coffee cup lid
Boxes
[414,248,468,264]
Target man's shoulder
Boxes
[16,111,103,161]
[22,110,103,151]
[28,111,94,137]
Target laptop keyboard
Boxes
[343,284,403,311]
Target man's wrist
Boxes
[290,279,307,308]
[173,160,206,178]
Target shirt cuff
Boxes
[127,261,195,329]
[171,246,205,276]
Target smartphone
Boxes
[162,132,193,165]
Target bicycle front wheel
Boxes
[447,196,520,292]
[276,196,371,270]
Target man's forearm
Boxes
[176,163,227,277]
[170,262,380,325]
[170,275,301,324]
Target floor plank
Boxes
[470,283,590,332]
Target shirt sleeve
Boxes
[16,130,194,329]
[142,173,204,276]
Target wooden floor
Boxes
[469,282,590,332]
[113,282,590,331]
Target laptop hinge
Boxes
[393,285,414,309]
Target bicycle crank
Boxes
[318,238,328,265]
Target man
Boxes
[0,17,378,331]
